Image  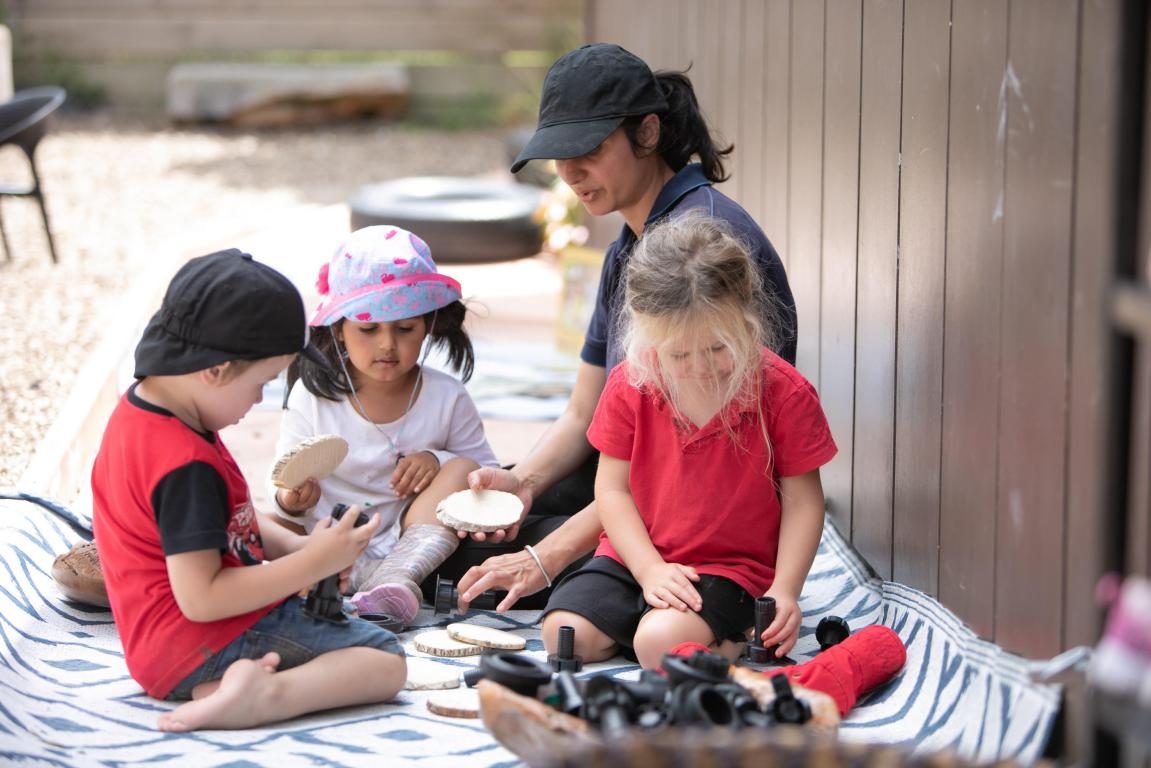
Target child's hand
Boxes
[307,505,379,577]
[276,479,320,514]
[637,562,701,612]
[391,451,440,497]
[757,589,802,658]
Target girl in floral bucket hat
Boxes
[272,225,498,627]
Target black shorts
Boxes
[541,556,755,649]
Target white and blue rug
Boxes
[0,493,1059,766]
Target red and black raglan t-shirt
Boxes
[91,383,276,698]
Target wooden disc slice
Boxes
[426,688,481,718]
[446,622,526,651]
[435,489,523,533]
[413,629,484,657]
[270,435,349,490]
[403,658,463,691]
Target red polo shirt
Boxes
[587,348,837,598]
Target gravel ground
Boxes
[0,111,507,487]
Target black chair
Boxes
[0,86,66,264]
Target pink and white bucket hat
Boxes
[309,225,462,326]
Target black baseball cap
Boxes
[134,248,327,377]
[510,43,669,173]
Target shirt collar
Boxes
[611,164,712,252]
[647,164,711,224]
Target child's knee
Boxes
[633,610,712,668]
[371,649,407,698]
[542,611,615,661]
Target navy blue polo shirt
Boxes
[580,163,797,371]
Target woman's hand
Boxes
[276,478,320,515]
[636,561,701,612]
[757,588,802,658]
[392,451,440,497]
[463,466,534,543]
[456,549,545,612]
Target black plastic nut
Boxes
[816,615,851,650]
[464,651,553,697]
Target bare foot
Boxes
[190,652,281,700]
[158,653,282,732]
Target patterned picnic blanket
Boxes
[0,493,1060,766]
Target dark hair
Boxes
[284,300,476,404]
[621,68,733,183]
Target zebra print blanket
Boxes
[0,493,1059,766]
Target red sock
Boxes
[763,625,906,716]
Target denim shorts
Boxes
[165,598,404,701]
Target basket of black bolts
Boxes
[424,579,855,740]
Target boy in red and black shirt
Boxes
[92,249,405,731]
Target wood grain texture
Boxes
[818,0,862,533]
[993,0,1077,659]
[787,0,827,384]
[939,0,1007,639]
[893,0,949,595]
[851,0,903,580]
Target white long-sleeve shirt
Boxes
[270,367,498,559]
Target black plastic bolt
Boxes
[303,504,370,623]
[553,670,584,715]
[548,624,583,672]
[432,574,501,615]
[767,672,811,724]
[746,596,779,663]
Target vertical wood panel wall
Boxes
[589,0,1120,657]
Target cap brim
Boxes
[510,117,624,173]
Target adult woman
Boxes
[443,43,797,610]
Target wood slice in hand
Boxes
[270,435,349,490]
[435,488,523,533]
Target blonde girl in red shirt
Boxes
[540,210,837,669]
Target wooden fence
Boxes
[589,0,1125,660]
[0,0,583,112]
